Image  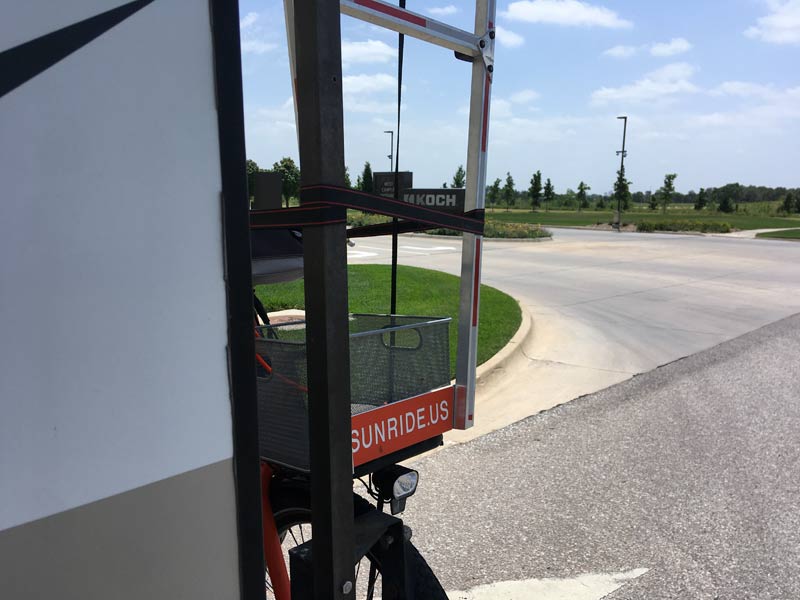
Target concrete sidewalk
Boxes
[447,302,632,445]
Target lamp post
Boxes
[384,130,394,171]
[614,116,627,231]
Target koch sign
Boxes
[350,386,454,466]
[402,188,466,215]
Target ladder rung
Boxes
[340,0,481,57]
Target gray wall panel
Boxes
[0,460,241,600]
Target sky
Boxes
[239,0,800,194]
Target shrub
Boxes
[427,222,552,239]
[636,220,731,233]
[347,212,553,239]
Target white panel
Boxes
[0,1,129,53]
[0,0,235,530]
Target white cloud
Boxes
[344,100,399,114]
[343,73,397,95]
[241,40,277,54]
[341,40,397,66]
[503,0,633,29]
[495,25,525,47]
[239,11,277,55]
[711,81,779,99]
[255,97,295,125]
[341,73,400,114]
[650,37,692,56]
[240,12,258,30]
[428,5,458,16]
[745,0,800,45]
[591,62,698,104]
[603,44,637,58]
[492,99,514,118]
[510,89,540,103]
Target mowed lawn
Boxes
[488,209,800,230]
[756,229,800,240]
[255,264,521,377]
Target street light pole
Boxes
[384,129,394,171]
[615,115,628,231]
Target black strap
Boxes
[250,204,346,229]
[301,185,484,234]
[249,185,485,234]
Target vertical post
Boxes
[384,130,394,171]
[293,0,355,597]
[209,2,265,599]
[614,115,627,231]
[454,0,495,430]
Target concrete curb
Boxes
[403,232,553,243]
[475,300,532,385]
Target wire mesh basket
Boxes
[256,314,451,471]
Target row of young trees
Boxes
[250,157,799,216]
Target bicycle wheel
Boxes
[265,485,447,599]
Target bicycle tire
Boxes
[268,483,448,599]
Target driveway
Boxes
[349,230,800,438]
[349,230,800,597]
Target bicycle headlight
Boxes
[392,470,419,500]
[374,465,419,515]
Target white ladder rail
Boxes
[341,0,483,58]
[282,0,496,431]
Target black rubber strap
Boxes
[249,204,346,229]
[347,219,428,239]
[249,186,485,234]
[301,185,485,234]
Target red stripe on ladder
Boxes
[472,239,481,326]
[355,0,427,27]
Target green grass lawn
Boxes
[487,209,800,230]
[755,229,800,240]
[255,264,521,377]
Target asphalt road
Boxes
[348,230,800,597]
[405,313,800,598]
[350,230,800,437]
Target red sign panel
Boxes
[351,386,454,466]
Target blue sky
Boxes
[239,0,800,194]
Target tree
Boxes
[529,170,542,211]
[596,196,607,210]
[543,178,555,212]
[577,181,591,211]
[613,165,632,214]
[503,172,516,211]
[452,165,466,188]
[658,173,677,214]
[272,157,301,207]
[562,188,577,210]
[488,178,501,212]
[648,192,658,210]
[246,159,260,199]
[781,192,796,214]
[694,188,707,211]
[716,183,741,214]
[344,166,352,188]
[359,161,374,193]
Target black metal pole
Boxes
[616,115,627,230]
[294,0,355,597]
[390,2,405,317]
[384,130,394,172]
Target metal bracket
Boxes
[478,28,495,76]
[289,508,408,599]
